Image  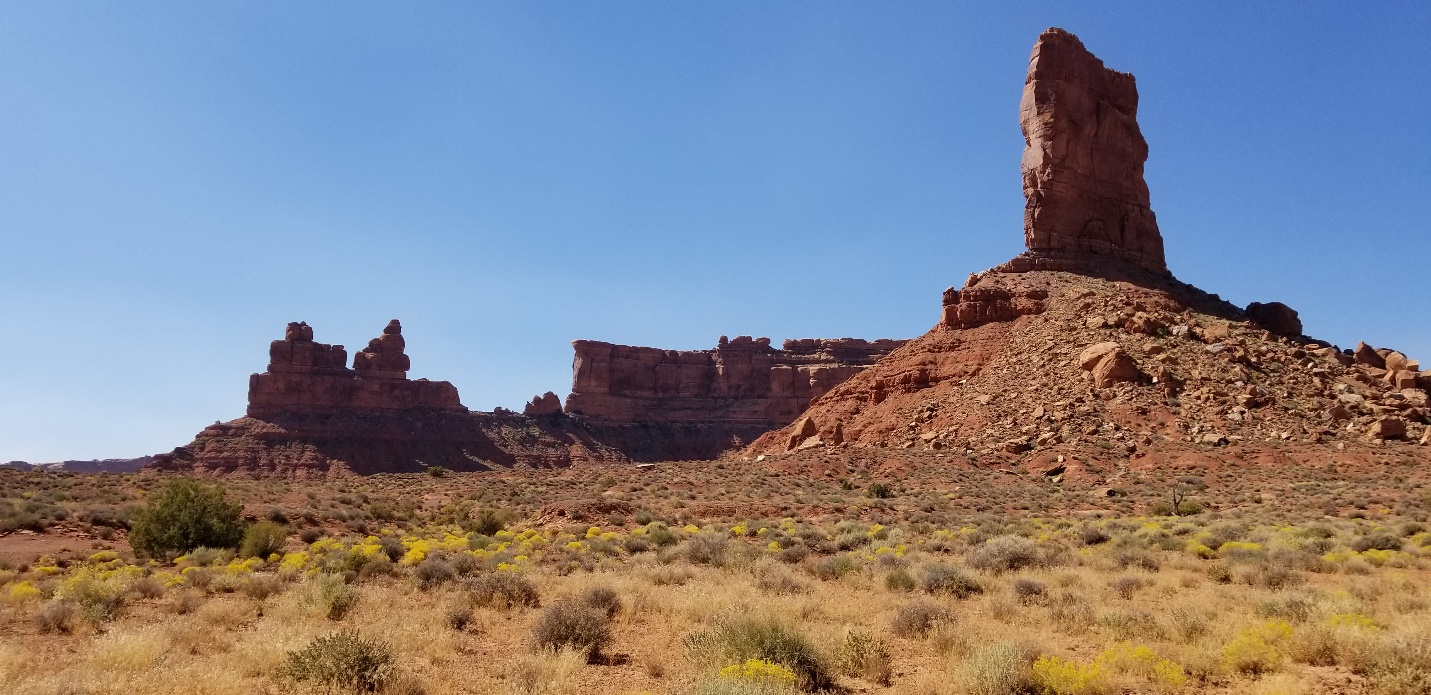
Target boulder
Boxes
[1354,341,1386,369]
[1079,342,1121,370]
[1124,312,1165,335]
[1201,323,1231,342]
[1245,302,1303,336]
[1367,417,1407,440]
[1384,351,1415,372]
[1091,348,1141,389]
[786,416,818,451]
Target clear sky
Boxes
[2,3,1427,462]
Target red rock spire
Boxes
[1018,27,1167,274]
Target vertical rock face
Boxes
[248,320,462,418]
[1014,27,1167,274]
[563,336,907,460]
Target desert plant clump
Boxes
[961,642,1035,695]
[128,479,245,558]
[531,597,613,658]
[282,630,395,692]
[834,628,892,685]
[885,568,916,592]
[1012,577,1048,605]
[922,564,984,598]
[890,599,955,638]
[577,585,621,619]
[310,572,358,620]
[35,599,79,634]
[685,615,834,692]
[967,535,1062,574]
[239,520,288,559]
[414,557,456,590]
[465,572,541,609]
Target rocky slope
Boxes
[748,28,1430,466]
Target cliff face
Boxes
[562,336,907,460]
[247,321,462,418]
[153,321,623,475]
[1005,27,1166,276]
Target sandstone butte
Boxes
[745,28,1431,477]
[152,27,1430,477]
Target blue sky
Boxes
[2,3,1427,461]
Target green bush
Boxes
[885,569,916,592]
[129,479,245,559]
[311,572,358,620]
[282,630,395,692]
[686,615,834,692]
[240,521,288,559]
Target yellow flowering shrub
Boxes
[719,659,797,685]
[1222,621,1293,674]
[1324,613,1379,630]
[7,581,42,604]
[279,551,309,573]
[1033,643,1184,694]
[1186,540,1216,559]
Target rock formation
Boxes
[1001,27,1166,276]
[563,336,906,460]
[524,392,563,417]
[248,320,462,418]
[1245,302,1303,337]
[746,28,1430,460]
[154,321,623,475]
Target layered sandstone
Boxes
[1002,27,1166,276]
[154,321,622,475]
[247,320,462,418]
[563,336,906,460]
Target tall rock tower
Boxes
[1015,28,1167,275]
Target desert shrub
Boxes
[465,572,540,609]
[1110,575,1145,600]
[891,599,954,637]
[753,561,809,596]
[867,483,894,499]
[578,585,621,619]
[531,598,612,657]
[1206,564,1233,584]
[1012,578,1048,605]
[1079,526,1111,546]
[129,576,166,599]
[885,568,916,592]
[128,479,245,558]
[685,533,732,566]
[1242,564,1305,591]
[414,557,456,590]
[449,552,480,576]
[299,527,324,544]
[445,603,473,631]
[240,521,288,559]
[469,508,505,536]
[686,615,834,692]
[311,572,358,620]
[922,564,983,598]
[242,574,284,600]
[35,599,78,634]
[1169,608,1208,643]
[1048,592,1095,634]
[1351,532,1401,552]
[834,628,892,685]
[968,535,1062,574]
[282,630,395,692]
[1112,548,1160,572]
[507,647,586,695]
[809,555,857,581]
[961,642,1034,695]
[1364,628,1431,695]
[1222,620,1293,674]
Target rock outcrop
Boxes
[248,321,462,418]
[1246,302,1303,337]
[563,336,906,460]
[1001,27,1166,276]
[154,321,623,475]
[524,392,563,417]
[747,28,1431,460]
